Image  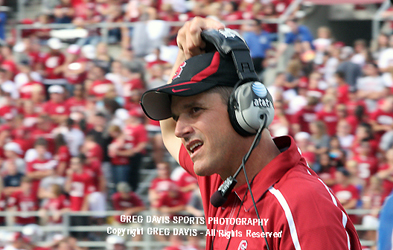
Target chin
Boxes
[193,162,215,177]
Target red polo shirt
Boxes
[179,135,361,250]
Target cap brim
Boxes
[141,81,217,121]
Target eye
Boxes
[191,107,201,113]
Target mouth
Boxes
[186,140,204,156]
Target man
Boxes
[242,18,272,75]
[7,177,38,225]
[140,18,361,249]
[42,85,70,124]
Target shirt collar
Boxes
[233,135,302,211]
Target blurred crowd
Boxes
[0,0,392,249]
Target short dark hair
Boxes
[34,137,48,147]
[206,86,233,105]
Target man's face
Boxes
[171,92,243,178]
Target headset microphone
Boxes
[210,114,267,208]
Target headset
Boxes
[201,29,275,137]
[201,29,274,250]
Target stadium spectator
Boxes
[361,176,382,241]
[377,148,393,202]
[2,142,25,174]
[296,132,315,162]
[38,163,65,201]
[313,26,332,65]
[292,96,318,134]
[54,0,75,24]
[7,176,38,225]
[42,85,70,124]
[108,124,132,189]
[63,118,85,157]
[369,96,393,140]
[351,123,378,158]
[92,43,113,73]
[242,18,272,74]
[332,167,360,224]
[111,182,145,225]
[186,188,203,218]
[351,39,369,66]
[39,38,67,87]
[316,95,338,136]
[26,138,57,195]
[39,184,70,225]
[65,155,94,238]
[122,109,148,191]
[337,46,362,89]
[88,65,115,101]
[277,17,313,60]
[269,100,290,137]
[83,134,104,163]
[336,119,355,154]
[149,162,186,214]
[171,166,197,203]
[350,139,378,188]
[2,159,24,196]
[356,62,387,112]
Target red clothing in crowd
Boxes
[222,11,243,30]
[378,164,393,202]
[351,155,378,185]
[179,136,361,249]
[88,79,114,99]
[0,193,6,225]
[1,60,18,77]
[293,106,317,133]
[370,108,393,139]
[332,183,360,223]
[85,160,103,192]
[42,100,70,117]
[66,97,87,113]
[111,191,144,222]
[86,143,104,162]
[175,170,197,202]
[19,81,46,100]
[27,159,57,195]
[69,169,95,211]
[8,190,38,225]
[65,58,88,84]
[42,194,70,223]
[41,53,66,79]
[124,124,149,154]
[109,139,129,165]
[316,109,338,136]
[337,84,350,104]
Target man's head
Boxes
[48,85,65,103]
[70,156,83,172]
[285,18,299,32]
[141,50,274,177]
[117,182,131,196]
[34,137,48,158]
[157,162,171,179]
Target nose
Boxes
[174,115,194,139]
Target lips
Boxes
[186,140,204,155]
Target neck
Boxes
[225,130,281,188]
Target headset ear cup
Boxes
[228,81,275,136]
[228,87,255,137]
